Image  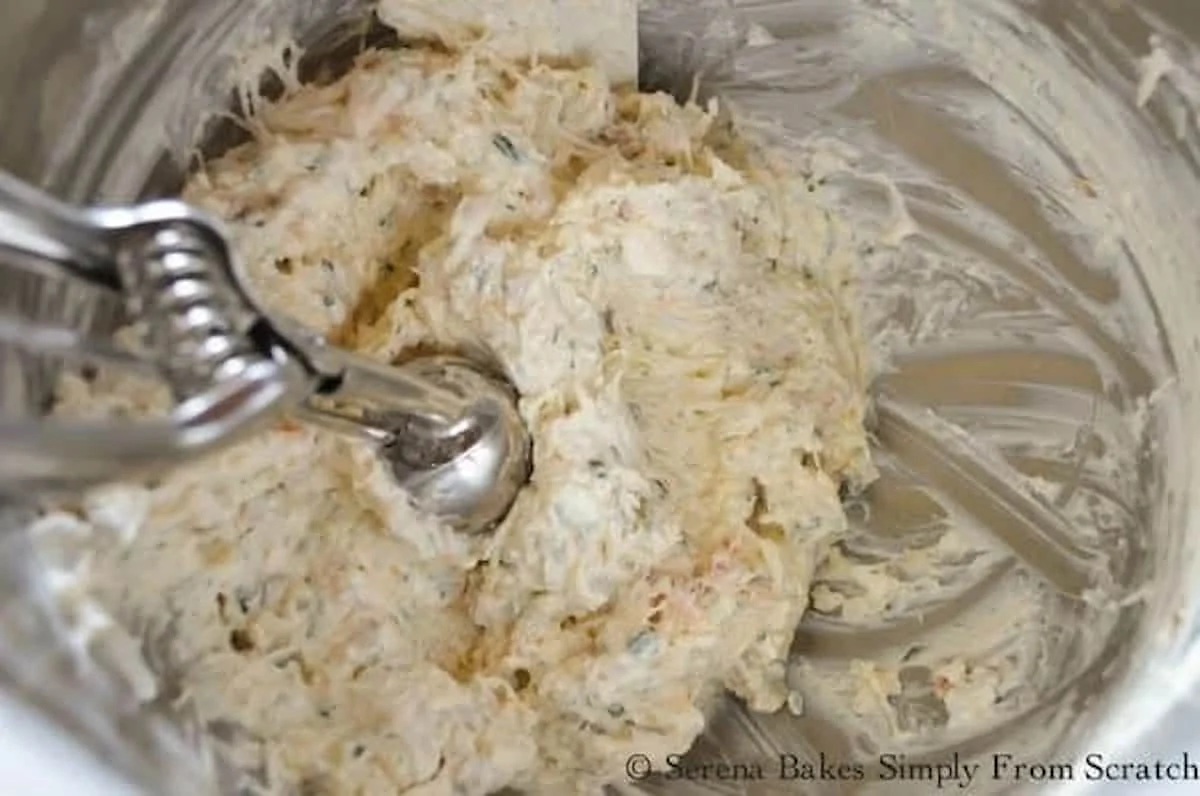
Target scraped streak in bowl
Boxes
[629,1,1199,793]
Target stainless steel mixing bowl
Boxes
[3,1,1200,794]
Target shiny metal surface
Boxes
[0,1,1198,796]
[276,322,533,532]
[365,356,532,535]
[0,168,532,530]
[0,170,303,493]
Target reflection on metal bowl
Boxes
[1,1,1199,794]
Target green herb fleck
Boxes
[492,133,521,162]
[627,630,658,657]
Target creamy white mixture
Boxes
[37,31,878,796]
[17,1,1200,794]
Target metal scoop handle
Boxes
[0,171,123,291]
[0,172,527,528]
[0,172,315,495]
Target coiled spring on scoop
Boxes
[116,223,263,397]
[0,170,533,533]
[0,171,306,494]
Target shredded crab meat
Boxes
[45,35,875,796]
